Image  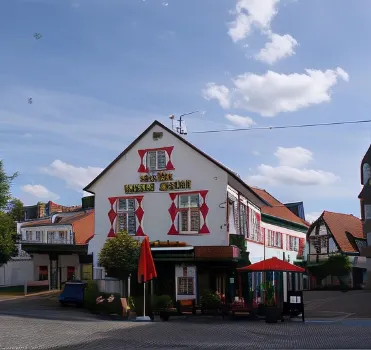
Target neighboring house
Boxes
[358,144,371,287]
[24,201,81,221]
[19,210,94,289]
[83,120,307,302]
[305,211,366,289]
[249,187,309,264]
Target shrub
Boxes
[200,291,222,309]
[151,295,173,310]
[84,280,100,312]
[131,295,153,316]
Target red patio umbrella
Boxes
[237,257,305,273]
[137,236,157,320]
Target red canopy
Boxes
[138,236,157,283]
[237,257,305,273]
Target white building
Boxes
[84,120,308,301]
[19,210,94,289]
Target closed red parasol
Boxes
[237,257,305,273]
[136,236,157,321]
[138,236,157,283]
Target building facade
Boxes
[85,120,307,302]
[19,210,94,289]
[359,145,371,287]
[305,211,366,289]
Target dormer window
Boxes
[147,150,167,171]
[363,163,371,184]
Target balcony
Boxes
[20,232,87,255]
[307,253,330,264]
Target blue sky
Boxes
[1,0,370,222]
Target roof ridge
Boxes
[83,120,267,206]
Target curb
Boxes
[0,291,60,302]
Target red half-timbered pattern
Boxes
[137,146,175,173]
[107,196,145,237]
[167,190,210,235]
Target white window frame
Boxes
[117,198,137,235]
[289,236,299,252]
[35,231,41,242]
[26,231,32,241]
[177,276,195,295]
[178,194,200,234]
[147,150,167,171]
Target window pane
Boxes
[157,150,166,169]
[180,211,188,231]
[118,199,127,211]
[179,196,189,208]
[190,211,200,232]
[127,199,135,211]
[177,277,194,295]
[117,213,127,232]
[189,194,199,208]
[127,213,136,235]
[147,151,157,170]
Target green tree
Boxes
[0,212,17,267]
[0,160,18,211]
[8,198,24,222]
[98,231,140,279]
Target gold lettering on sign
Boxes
[159,180,191,191]
[124,183,155,193]
[140,172,173,182]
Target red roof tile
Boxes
[321,211,363,253]
[250,187,310,227]
[21,210,94,245]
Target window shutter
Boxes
[168,193,179,235]
[134,196,145,236]
[298,238,305,257]
[108,197,118,238]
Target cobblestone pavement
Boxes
[0,296,371,349]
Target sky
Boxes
[1,0,370,223]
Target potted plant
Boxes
[200,291,223,315]
[151,295,173,321]
[263,282,280,323]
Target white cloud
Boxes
[202,83,230,109]
[42,160,104,194]
[247,146,339,186]
[255,33,298,65]
[306,211,322,223]
[225,114,255,127]
[203,67,349,116]
[249,165,339,186]
[274,146,313,168]
[21,184,60,201]
[252,150,260,156]
[228,0,280,42]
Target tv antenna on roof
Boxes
[169,111,205,136]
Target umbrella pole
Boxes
[143,282,146,317]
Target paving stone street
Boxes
[0,293,371,349]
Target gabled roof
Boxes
[311,211,363,253]
[250,187,310,227]
[358,179,371,199]
[83,120,266,206]
[21,210,94,245]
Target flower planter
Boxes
[265,306,280,324]
[159,311,170,321]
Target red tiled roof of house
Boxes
[321,211,363,253]
[250,187,310,227]
[21,210,94,245]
